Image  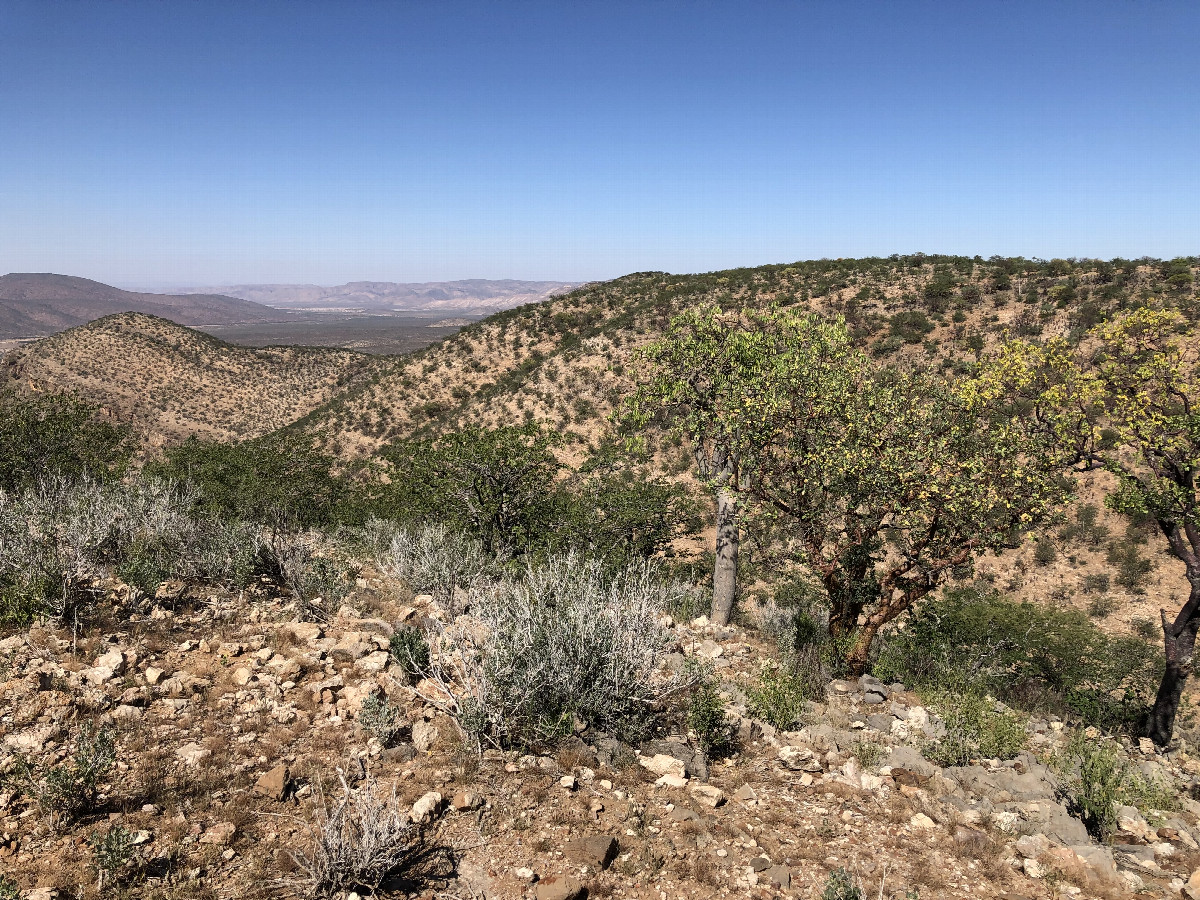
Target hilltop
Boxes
[0,273,284,340]
[0,312,383,446]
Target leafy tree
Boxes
[984,308,1200,744]
[378,423,563,555]
[626,306,780,623]
[150,433,345,531]
[630,306,1070,653]
[557,447,700,570]
[0,391,134,492]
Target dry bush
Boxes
[281,774,439,898]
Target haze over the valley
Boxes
[176,280,582,313]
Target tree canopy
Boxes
[0,391,134,493]
[632,306,1074,670]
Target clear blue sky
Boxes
[1,1,1197,286]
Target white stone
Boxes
[638,753,686,779]
[411,791,443,823]
[909,813,936,829]
[175,742,211,767]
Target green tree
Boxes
[0,391,134,492]
[630,306,1070,653]
[378,423,563,555]
[151,433,344,532]
[626,306,782,623]
[982,308,1200,744]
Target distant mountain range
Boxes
[175,279,582,312]
[0,273,283,340]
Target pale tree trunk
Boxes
[710,486,739,625]
[1144,579,1200,746]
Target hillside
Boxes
[292,254,1198,633]
[0,312,383,446]
[179,279,582,313]
[0,273,285,340]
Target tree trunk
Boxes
[844,621,881,678]
[710,487,739,625]
[1143,581,1200,746]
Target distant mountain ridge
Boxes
[0,273,284,339]
[177,279,582,312]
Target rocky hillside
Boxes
[2,570,1199,899]
[0,274,284,340]
[0,312,384,446]
[294,256,1198,459]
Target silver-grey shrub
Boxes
[0,474,260,622]
[450,553,685,747]
[367,520,504,604]
[285,774,425,898]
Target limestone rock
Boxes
[412,719,439,752]
[534,875,585,900]
[689,783,726,808]
[253,765,290,801]
[175,742,211,767]
[638,752,685,779]
[564,834,618,870]
[411,791,443,823]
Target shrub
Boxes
[686,664,734,758]
[14,722,115,825]
[822,867,863,900]
[747,659,810,731]
[262,532,353,616]
[388,626,430,678]
[0,391,134,493]
[1087,594,1118,618]
[151,433,348,530]
[1132,617,1160,640]
[0,475,260,623]
[874,586,1161,730]
[286,775,432,898]
[1051,732,1176,839]
[1033,537,1058,565]
[1082,572,1111,594]
[369,521,503,604]
[448,554,679,747]
[0,876,19,900]
[376,423,563,554]
[358,694,403,746]
[924,691,1026,766]
[1107,540,1153,593]
[89,824,136,889]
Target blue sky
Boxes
[1,1,1197,286]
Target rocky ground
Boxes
[4,574,1200,900]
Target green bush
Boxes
[874,585,1161,730]
[1082,572,1111,594]
[151,433,349,531]
[1107,540,1153,593]
[0,391,134,493]
[388,626,431,678]
[822,868,863,900]
[747,659,810,731]
[1034,537,1058,565]
[0,875,20,900]
[89,824,136,889]
[686,664,734,758]
[1087,594,1117,618]
[924,691,1026,766]
[14,722,115,825]
[358,694,403,746]
[1052,731,1177,839]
